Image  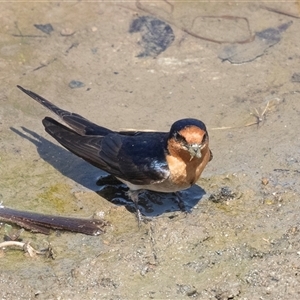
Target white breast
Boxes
[117,177,191,193]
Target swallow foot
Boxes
[126,190,147,226]
[135,206,144,227]
[133,202,154,226]
[174,192,189,213]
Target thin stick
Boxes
[0,206,107,236]
[212,99,276,130]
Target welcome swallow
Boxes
[17,85,213,222]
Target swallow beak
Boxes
[187,143,202,159]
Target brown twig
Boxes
[261,5,300,19]
[0,206,107,236]
[184,15,253,44]
[32,58,57,72]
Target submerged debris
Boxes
[69,80,85,89]
[34,23,54,35]
[185,15,252,44]
[219,21,292,64]
[129,16,175,57]
[211,96,281,130]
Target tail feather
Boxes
[17,85,113,136]
[42,117,109,171]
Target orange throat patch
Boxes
[166,138,211,188]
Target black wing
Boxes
[100,130,170,184]
[17,85,113,136]
[43,117,170,185]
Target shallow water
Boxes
[1,1,300,299]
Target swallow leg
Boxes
[174,191,188,213]
[126,190,144,226]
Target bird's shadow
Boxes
[11,127,206,217]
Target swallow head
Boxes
[168,118,209,161]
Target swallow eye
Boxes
[174,132,187,145]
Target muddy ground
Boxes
[0,1,300,299]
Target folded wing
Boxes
[43,117,170,185]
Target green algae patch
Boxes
[34,183,79,214]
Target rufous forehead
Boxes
[179,126,206,144]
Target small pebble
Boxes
[261,177,269,185]
[264,198,274,205]
[60,28,75,36]
[291,72,300,82]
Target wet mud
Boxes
[0,1,300,299]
